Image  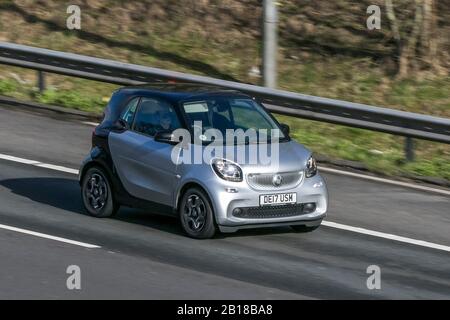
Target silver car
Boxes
[79,84,328,238]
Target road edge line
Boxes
[0,223,101,249]
[319,166,450,196]
[322,221,450,253]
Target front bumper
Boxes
[218,215,325,233]
[210,173,328,233]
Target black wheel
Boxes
[81,167,119,218]
[291,224,321,233]
[179,187,216,239]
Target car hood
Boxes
[205,140,311,174]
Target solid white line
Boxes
[322,221,450,253]
[81,121,99,126]
[0,154,40,165]
[319,166,450,196]
[0,153,79,175]
[0,223,100,249]
[35,163,79,175]
[1,152,449,252]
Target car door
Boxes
[108,96,182,207]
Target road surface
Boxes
[0,104,449,299]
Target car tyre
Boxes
[179,187,216,239]
[81,167,119,218]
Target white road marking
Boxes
[35,163,79,175]
[322,221,450,253]
[0,154,40,165]
[1,152,449,252]
[0,223,100,249]
[81,121,99,126]
[0,153,79,175]
[319,166,450,196]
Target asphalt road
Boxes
[0,104,449,299]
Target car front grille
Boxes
[233,204,307,219]
[246,171,304,190]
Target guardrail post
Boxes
[37,70,45,93]
[404,136,415,162]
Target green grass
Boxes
[35,88,106,113]
[0,78,18,95]
[278,58,450,117]
[0,71,119,113]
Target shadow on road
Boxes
[0,177,295,238]
[1,177,86,215]
[0,177,183,235]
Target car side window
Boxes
[120,97,140,127]
[133,98,181,137]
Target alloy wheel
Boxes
[85,173,108,211]
[183,194,207,232]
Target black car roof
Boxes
[118,83,250,103]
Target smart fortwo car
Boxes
[79,84,328,239]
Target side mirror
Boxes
[113,119,129,132]
[154,130,181,145]
[280,123,290,136]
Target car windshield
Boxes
[182,97,286,144]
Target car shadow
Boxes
[0,177,184,235]
[0,177,295,239]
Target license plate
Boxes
[259,193,297,206]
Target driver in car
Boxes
[158,110,173,131]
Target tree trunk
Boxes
[398,47,409,78]
[384,0,444,77]
[421,0,439,72]
[385,0,403,77]
[386,0,424,79]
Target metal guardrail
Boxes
[0,42,449,158]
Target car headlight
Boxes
[305,156,317,178]
[211,158,243,182]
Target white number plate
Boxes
[259,193,297,206]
